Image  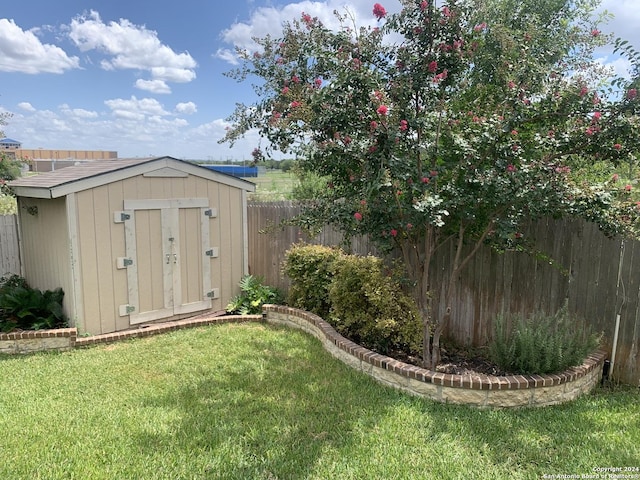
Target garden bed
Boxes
[263,305,606,408]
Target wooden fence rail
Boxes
[247,201,640,386]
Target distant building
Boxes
[0,138,118,172]
[0,138,22,149]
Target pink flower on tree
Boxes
[377,105,388,115]
[373,3,387,19]
[614,143,622,151]
[354,212,363,221]
[593,111,602,121]
[314,78,322,87]
[282,86,290,95]
[428,61,438,73]
[474,22,487,32]
[370,120,379,130]
[390,229,398,237]
[399,119,408,131]
[591,29,600,36]
[290,101,302,108]
[508,81,516,89]
[433,70,448,83]
[612,173,619,182]
[625,184,632,192]
[291,75,300,83]
[627,88,638,100]
[442,6,451,17]
[579,86,589,97]
[420,0,428,11]
[506,164,516,173]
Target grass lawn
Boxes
[247,170,296,201]
[1,323,638,480]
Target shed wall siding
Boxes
[17,197,74,323]
[72,172,246,334]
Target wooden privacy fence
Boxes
[0,215,20,277]
[2,206,637,385]
[247,201,640,386]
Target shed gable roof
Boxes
[9,156,256,199]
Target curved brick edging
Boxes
[1,307,605,408]
[262,304,606,408]
[0,315,260,353]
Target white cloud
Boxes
[217,1,386,64]
[175,102,197,115]
[68,11,197,84]
[598,0,640,49]
[17,102,36,112]
[0,18,79,73]
[105,96,170,117]
[59,104,99,119]
[214,48,239,65]
[596,56,633,79]
[135,79,171,94]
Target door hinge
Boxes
[206,288,220,299]
[119,304,135,316]
[114,211,132,223]
[205,247,219,258]
[204,208,218,218]
[116,257,134,269]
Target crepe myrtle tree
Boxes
[222,0,640,368]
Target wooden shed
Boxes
[9,156,255,335]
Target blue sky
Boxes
[0,0,638,161]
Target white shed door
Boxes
[117,198,217,325]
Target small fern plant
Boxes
[226,275,283,315]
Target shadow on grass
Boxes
[134,327,400,479]
[133,325,639,479]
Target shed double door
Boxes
[118,198,218,325]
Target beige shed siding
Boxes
[67,171,247,334]
[17,197,74,323]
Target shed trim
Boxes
[123,198,209,210]
[10,156,256,199]
[66,193,84,332]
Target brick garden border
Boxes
[262,305,606,408]
[0,305,605,408]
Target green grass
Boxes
[247,170,297,201]
[0,323,638,480]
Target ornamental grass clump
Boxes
[489,303,601,375]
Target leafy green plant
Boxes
[283,244,421,356]
[489,303,601,374]
[226,275,283,315]
[0,275,67,331]
[282,243,342,318]
[328,254,422,356]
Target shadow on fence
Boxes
[247,202,640,386]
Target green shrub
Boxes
[489,303,601,375]
[0,275,68,332]
[282,243,342,318]
[328,255,422,356]
[226,275,283,315]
